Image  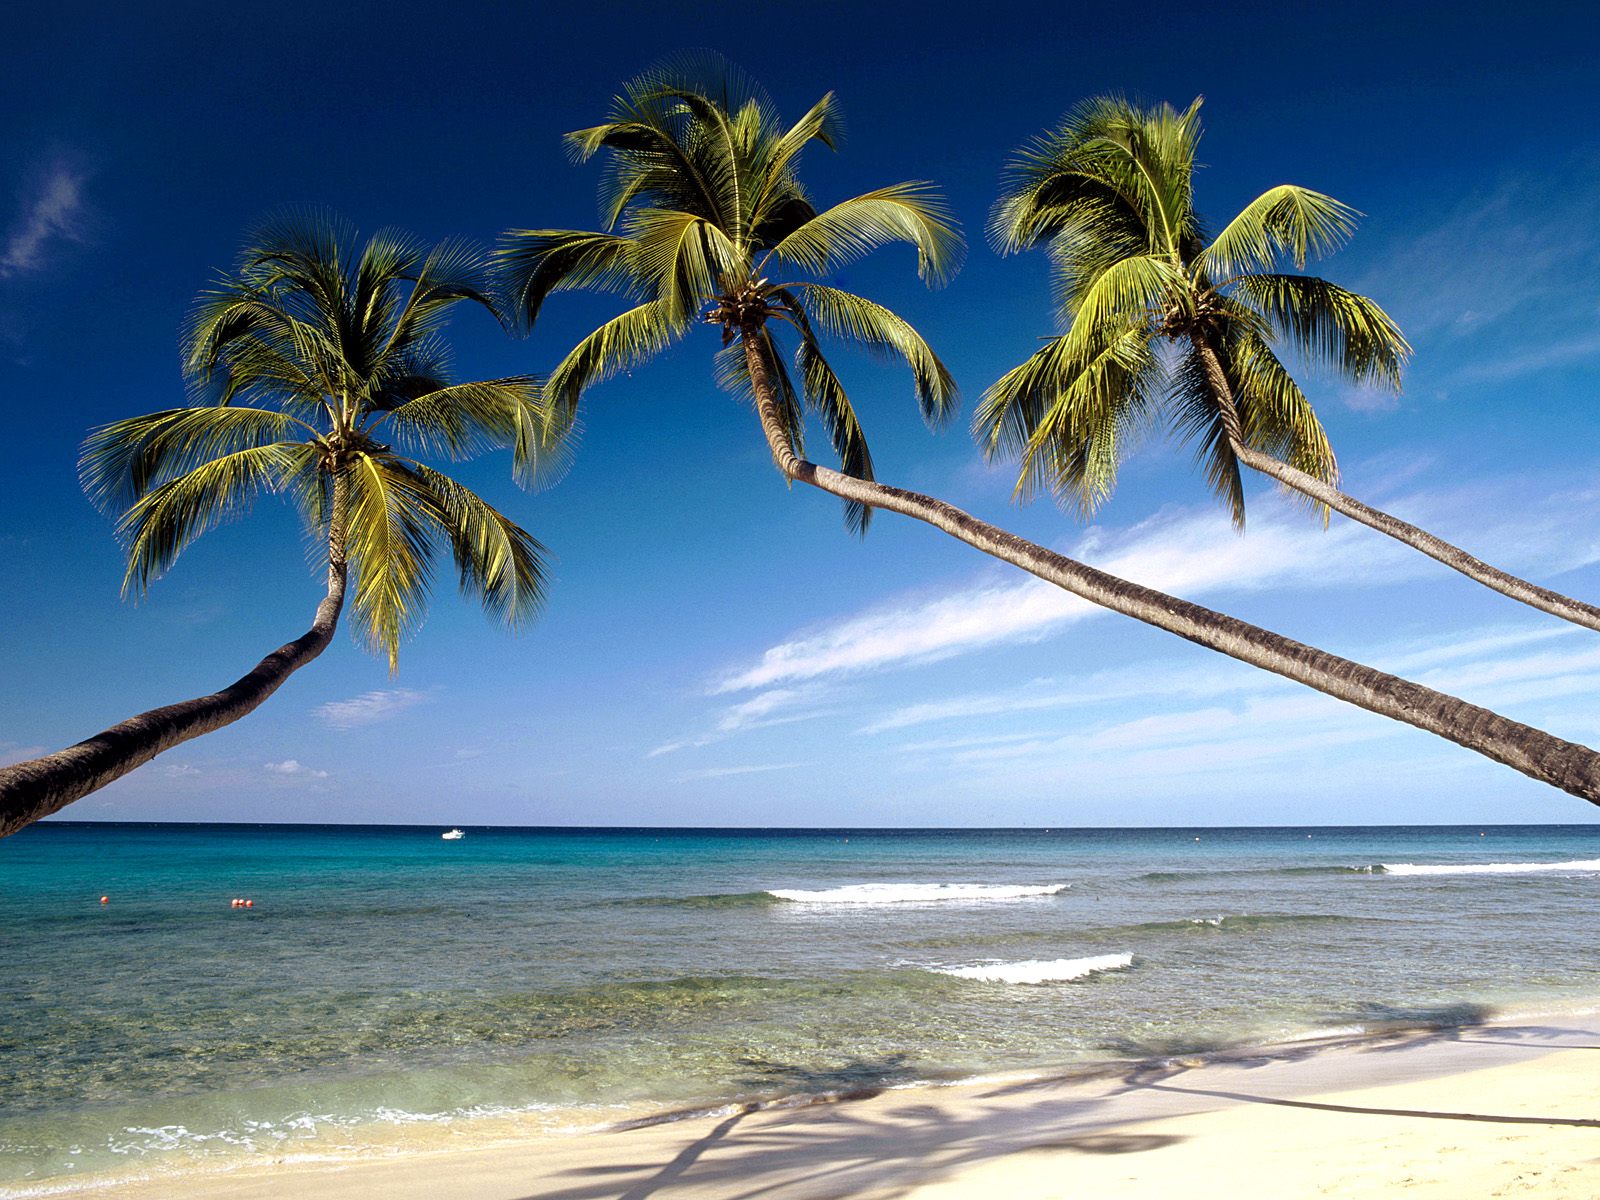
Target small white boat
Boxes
[441,828,465,841]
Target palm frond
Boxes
[991,142,1148,256]
[796,334,875,534]
[778,284,957,425]
[409,463,550,629]
[626,207,744,317]
[493,229,641,329]
[183,289,340,409]
[1061,253,1184,337]
[1233,273,1409,389]
[81,406,312,513]
[1226,326,1339,516]
[1202,186,1360,276]
[117,443,303,596]
[342,454,440,673]
[1170,344,1248,528]
[543,299,691,424]
[767,183,964,287]
[380,237,502,358]
[977,325,1162,512]
[377,377,542,461]
[754,91,841,193]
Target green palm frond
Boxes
[1234,273,1409,389]
[766,183,964,287]
[342,453,439,672]
[543,298,691,425]
[410,463,550,629]
[494,230,642,329]
[753,91,841,194]
[1061,254,1185,337]
[991,143,1148,257]
[977,324,1161,511]
[117,443,303,596]
[378,237,504,357]
[377,377,543,462]
[778,284,956,426]
[1226,329,1339,512]
[1202,186,1361,277]
[795,335,875,534]
[1169,344,1248,527]
[626,207,744,316]
[81,406,312,513]
[183,291,339,410]
[278,442,335,555]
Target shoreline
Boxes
[18,1011,1600,1199]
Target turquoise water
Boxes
[3,822,1600,1191]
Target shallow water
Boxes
[3,822,1598,1190]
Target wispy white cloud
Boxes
[866,624,1587,739]
[1355,161,1600,384]
[716,498,1416,693]
[864,661,1253,734]
[1455,331,1600,383]
[715,687,816,732]
[164,763,202,778]
[1384,625,1577,674]
[1,164,88,279]
[674,762,806,783]
[716,476,1600,698]
[314,688,427,729]
[264,759,329,778]
[647,685,833,757]
[878,618,1600,805]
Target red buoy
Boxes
[99,896,108,904]
[244,899,254,908]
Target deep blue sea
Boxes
[3,822,1600,1193]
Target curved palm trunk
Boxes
[741,325,1600,806]
[0,477,350,839]
[1188,333,1600,633]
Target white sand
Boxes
[52,1020,1600,1199]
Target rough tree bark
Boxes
[0,475,350,838]
[740,324,1600,806]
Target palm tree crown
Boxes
[81,216,550,670]
[496,60,965,532]
[980,95,1410,526]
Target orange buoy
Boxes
[244,899,254,908]
[99,895,109,904]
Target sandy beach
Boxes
[82,1018,1599,1200]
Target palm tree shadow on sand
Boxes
[509,1020,1597,1200]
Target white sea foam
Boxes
[1379,858,1600,876]
[768,882,1068,904]
[937,953,1133,984]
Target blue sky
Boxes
[2,0,1598,826]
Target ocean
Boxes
[3,822,1598,1194]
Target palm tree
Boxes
[0,217,549,838]
[981,95,1600,632]
[497,64,1600,807]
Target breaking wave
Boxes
[767,883,1069,905]
[1378,859,1600,877]
[935,954,1134,985]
